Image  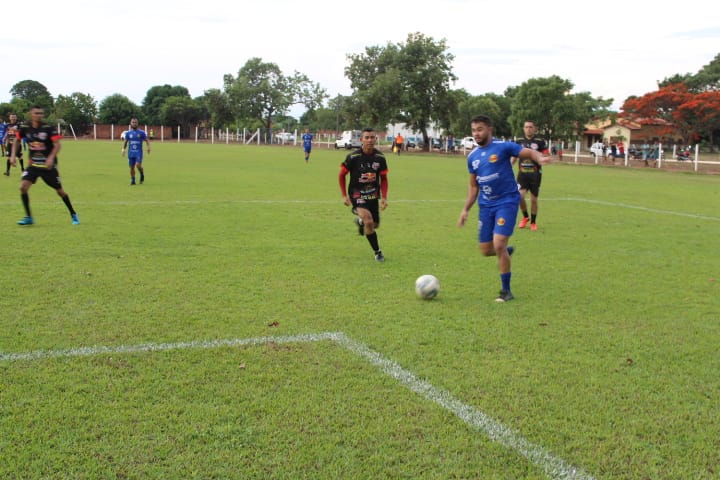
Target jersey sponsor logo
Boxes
[489,154,498,163]
[359,172,376,183]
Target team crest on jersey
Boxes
[37,132,48,140]
[489,154,498,163]
[497,217,506,226]
[372,162,380,170]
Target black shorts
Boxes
[517,172,541,197]
[351,197,380,226]
[21,166,63,189]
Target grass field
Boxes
[1,141,719,479]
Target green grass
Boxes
[1,141,719,479]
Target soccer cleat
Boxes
[354,216,364,236]
[3,171,9,176]
[530,223,538,231]
[518,217,529,228]
[374,250,385,262]
[71,213,80,225]
[495,290,514,303]
[17,216,34,226]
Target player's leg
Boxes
[18,177,34,225]
[45,170,78,224]
[137,159,144,184]
[529,176,541,230]
[357,203,384,261]
[129,158,137,185]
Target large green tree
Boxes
[10,80,54,111]
[198,88,234,129]
[509,75,612,140]
[142,85,191,125]
[224,57,327,136]
[345,32,456,149]
[53,93,98,134]
[160,96,204,138]
[98,94,141,125]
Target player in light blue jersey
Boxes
[121,117,151,185]
[457,114,551,303]
[302,128,313,163]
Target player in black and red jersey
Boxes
[512,120,548,231]
[338,128,389,262]
[10,106,79,226]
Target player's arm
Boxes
[518,147,551,165]
[145,135,151,153]
[457,173,479,227]
[338,165,351,206]
[9,131,21,166]
[121,139,128,156]
[379,171,388,210]
[45,137,62,169]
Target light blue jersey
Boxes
[467,138,523,207]
[125,129,148,160]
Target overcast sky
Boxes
[1,0,718,118]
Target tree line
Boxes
[1,33,717,149]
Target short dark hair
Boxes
[471,115,493,127]
[362,127,375,134]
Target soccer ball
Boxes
[415,274,440,300]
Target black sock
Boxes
[61,194,76,215]
[522,211,529,219]
[19,159,24,170]
[531,214,537,224]
[366,232,380,252]
[21,192,31,217]
[5,159,9,172]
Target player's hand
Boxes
[46,158,55,169]
[9,157,16,167]
[342,196,351,206]
[380,198,387,210]
[538,155,552,165]
[121,148,125,157]
[457,209,469,227]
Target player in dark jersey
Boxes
[4,114,25,175]
[512,120,548,231]
[10,106,79,226]
[458,115,551,303]
[301,128,313,163]
[338,128,389,262]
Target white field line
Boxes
[552,197,720,221]
[1,331,594,480]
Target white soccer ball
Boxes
[415,274,440,300]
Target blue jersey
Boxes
[125,129,147,158]
[467,138,523,207]
[0,122,6,144]
[302,133,313,149]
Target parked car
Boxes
[590,142,604,157]
[335,130,362,149]
[459,136,476,149]
[275,132,295,143]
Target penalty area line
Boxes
[1,331,593,480]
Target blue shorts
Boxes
[128,157,143,167]
[478,202,519,243]
[304,146,312,153]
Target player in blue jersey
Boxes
[121,117,151,185]
[301,128,313,163]
[457,115,551,303]
[0,116,6,158]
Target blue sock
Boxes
[501,272,512,292]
